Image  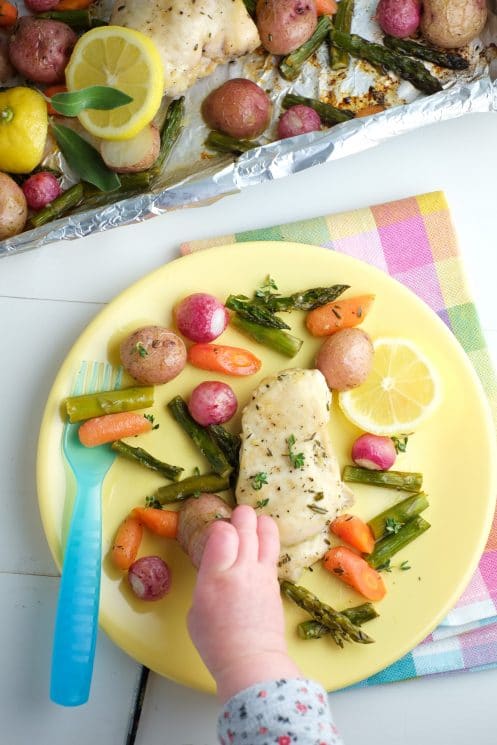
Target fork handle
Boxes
[50,479,102,706]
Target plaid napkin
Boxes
[180,191,497,685]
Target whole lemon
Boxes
[0,87,48,174]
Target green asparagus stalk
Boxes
[243,0,257,15]
[168,396,232,478]
[81,173,153,210]
[64,385,154,423]
[280,581,374,645]
[111,440,184,482]
[368,492,429,541]
[30,183,84,228]
[330,0,355,70]
[258,283,350,312]
[156,473,230,504]
[366,516,431,569]
[205,130,260,155]
[330,29,443,95]
[226,295,291,330]
[343,465,423,492]
[298,602,379,639]
[151,97,185,177]
[37,10,107,29]
[383,35,469,71]
[282,93,355,125]
[231,314,303,358]
[207,425,241,469]
[279,16,333,81]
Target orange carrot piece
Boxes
[188,343,262,376]
[323,545,387,601]
[44,85,68,117]
[111,516,143,570]
[330,514,375,554]
[306,294,375,337]
[0,1,17,27]
[356,104,386,118]
[56,0,93,9]
[316,0,338,15]
[132,507,179,539]
[78,412,152,447]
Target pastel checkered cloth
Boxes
[180,191,497,685]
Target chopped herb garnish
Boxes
[251,472,269,490]
[313,491,325,501]
[192,490,201,499]
[192,466,201,477]
[143,413,159,430]
[391,434,411,453]
[332,307,342,319]
[377,559,392,572]
[145,495,162,509]
[385,517,403,535]
[255,498,270,509]
[254,274,279,301]
[287,434,305,469]
[307,503,328,514]
[399,560,411,571]
[133,341,149,358]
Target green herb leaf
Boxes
[307,503,328,514]
[255,498,270,509]
[49,86,133,117]
[145,495,162,509]
[391,434,410,453]
[385,517,403,535]
[254,274,279,301]
[399,560,411,571]
[51,122,121,192]
[193,466,201,477]
[134,342,149,358]
[287,434,305,469]
[377,559,392,572]
[251,472,268,490]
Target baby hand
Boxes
[187,505,300,702]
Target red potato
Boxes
[202,79,271,139]
[178,493,232,568]
[9,18,77,84]
[0,34,13,82]
[376,0,421,38]
[277,105,321,139]
[256,0,317,55]
[120,326,187,385]
[25,0,59,10]
[175,293,229,343]
[316,327,374,391]
[352,433,397,470]
[188,381,238,426]
[0,172,28,240]
[127,556,171,601]
[22,172,61,211]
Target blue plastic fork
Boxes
[50,361,122,707]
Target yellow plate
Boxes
[37,242,497,693]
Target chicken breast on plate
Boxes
[236,368,353,582]
[111,0,261,97]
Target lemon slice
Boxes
[65,26,164,141]
[339,338,441,435]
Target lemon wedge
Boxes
[65,26,164,141]
[339,338,441,435]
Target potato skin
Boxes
[256,0,317,55]
[0,35,13,83]
[376,0,421,38]
[316,327,374,391]
[421,0,487,49]
[202,79,271,139]
[101,125,161,174]
[0,172,28,240]
[178,494,232,568]
[9,18,77,84]
[120,326,187,385]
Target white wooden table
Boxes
[2,111,497,745]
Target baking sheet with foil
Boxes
[1,0,497,258]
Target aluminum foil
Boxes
[1,2,497,258]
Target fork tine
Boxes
[88,361,101,394]
[72,361,88,397]
[102,362,113,391]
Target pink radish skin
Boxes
[127,556,171,601]
[376,0,421,38]
[22,172,61,211]
[351,433,397,470]
[175,293,229,343]
[277,105,321,139]
[188,381,238,426]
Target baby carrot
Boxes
[188,343,262,376]
[78,412,153,447]
[111,516,143,570]
[330,514,375,554]
[44,85,68,117]
[55,0,93,9]
[0,1,17,27]
[316,0,338,14]
[132,507,179,538]
[323,545,387,601]
[306,294,375,337]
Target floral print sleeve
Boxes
[217,678,343,745]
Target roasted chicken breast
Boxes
[111,0,261,97]
[236,368,353,582]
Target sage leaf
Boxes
[51,123,121,193]
[49,86,133,117]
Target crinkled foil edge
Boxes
[2,76,496,259]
